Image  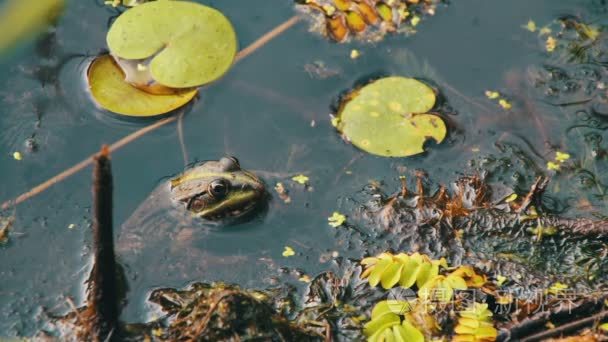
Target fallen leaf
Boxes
[282,246,296,257]
[328,211,346,227]
[291,174,309,185]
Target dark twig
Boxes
[516,176,549,214]
[498,293,608,341]
[521,309,608,341]
[85,145,118,341]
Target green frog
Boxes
[117,156,266,254]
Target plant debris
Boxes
[295,0,445,43]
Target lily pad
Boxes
[334,76,446,157]
[87,55,197,117]
[106,0,237,88]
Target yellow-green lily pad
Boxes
[334,76,446,157]
[87,55,198,117]
[106,0,237,88]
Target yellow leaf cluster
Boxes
[364,300,425,342]
[361,252,447,290]
[418,273,467,303]
[450,266,487,288]
[547,282,568,295]
[453,303,497,342]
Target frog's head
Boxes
[169,157,266,220]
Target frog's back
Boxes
[117,182,183,254]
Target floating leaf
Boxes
[106,1,237,88]
[398,321,424,342]
[371,300,413,319]
[328,211,346,227]
[87,55,197,117]
[547,282,568,295]
[484,90,500,99]
[364,310,400,337]
[334,76,446,157]
[418,273,467,303]
[546,36,557,52]
[368,257,393,287]
[547,161,560,171]
[282,246,295,257]
[380,262,404,289]
[523,20,537,32]
[365,301,424,342]
[498,99,512,110]
[555,151,570,162]
[453,303,497,342]
[361,252,446,290]
[449,266,487,288]
[0,0,64,53]
[292,174,310,185]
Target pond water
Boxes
[1,0,608,336]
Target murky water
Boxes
[1,0,608,336]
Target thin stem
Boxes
[177,111,189,166]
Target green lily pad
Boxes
[106,0,237,88]
[334,76,446,157]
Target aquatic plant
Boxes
[88,0,237,116]
[295,0,443,42]
[363,300,425,342]
[453,303,497,342]
[332,76,446,157]
[360,251,497,341]
[87,55,198,116]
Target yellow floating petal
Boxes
[282,246,296,257]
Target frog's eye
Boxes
[208,179,230,198]
[219,156,240,171]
